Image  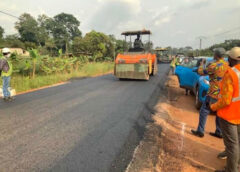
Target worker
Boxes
[134,34,143,49]
[170,56,176,75]
[175,55,180,66]
[0,48,13,101]
[191,48,229,138]
[211,47,240,172]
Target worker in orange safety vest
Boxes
[211,47,240,172]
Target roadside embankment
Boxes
[126,74,225,172]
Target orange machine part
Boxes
[115,53,157,64]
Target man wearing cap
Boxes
[191,48,229,138]
[211,47,240,172]
[0,48,13,101]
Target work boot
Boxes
[191,129,204,138]
[210,132,223,139]
[3,97,9,102]
[217,150,227,160]
[3,97,14,102]
[8,97,14,101]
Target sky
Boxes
[0,0,240,49]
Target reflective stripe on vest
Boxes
[232,67,240,102]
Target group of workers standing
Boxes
[171,47,240,172]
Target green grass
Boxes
[0,62,114,93]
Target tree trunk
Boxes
[32,60,36,79]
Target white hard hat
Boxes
[227,47,240,61]
[2,48,10,54]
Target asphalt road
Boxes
[0,64,169,172]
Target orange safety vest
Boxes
[218,64,240,123]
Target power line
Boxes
[0,10,19,19]
[213,26,240,37]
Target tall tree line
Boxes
[0,12,127,59]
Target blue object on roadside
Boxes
[175,57,213,109]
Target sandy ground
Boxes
[127,75,225,172]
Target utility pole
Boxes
[200,38,202,50]
[197,36,206,56]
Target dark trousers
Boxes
[220,118,240,172]
[170,66,175,75]
[197,96,221,134]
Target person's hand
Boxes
[209,103,216,112]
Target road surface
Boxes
[0,64,169,172]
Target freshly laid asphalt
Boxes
[0,64,169,172]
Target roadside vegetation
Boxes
[156,40,240,57]
[6,62,113,93]
[0,13,123,93]
[0,49,113,92]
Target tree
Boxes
[49,13,82,53]
[0,26,4,39]
[37,14,51,46]
[72,36,85,55]
[15,13,39,45]
[108,35,128,55]
[144,41,154,51]
[29,49,40,78]
[73,31,114,61]
[44,38,57,56]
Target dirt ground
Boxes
[126,75,225,172]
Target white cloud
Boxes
[154,16,171,26]
[88,0,142,34]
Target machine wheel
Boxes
[151,60,158,76]
[145,74,150,81]
[195,88,202,110]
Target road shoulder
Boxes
[126,74,225,172]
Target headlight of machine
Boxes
[139,59,148,64]
[118,58,126,64]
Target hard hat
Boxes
[2,48,10,54]
[227,47,240,61]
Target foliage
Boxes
[37,14,51,46]
[144,41,154,51]
[72,31,114,62]
[58,49,63,57]
[15,13,39,44]
[47,13,82,53]
[115,39,128,54]
[1,12,127,62]
[29,49,40,78]
[0,26,4,39]
[29,49,40,59]
[0,62,113,93]
[0,34,25,49]
[196,39,240,56]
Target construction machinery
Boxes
[155,48,172,63]
[114,30,158,80]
